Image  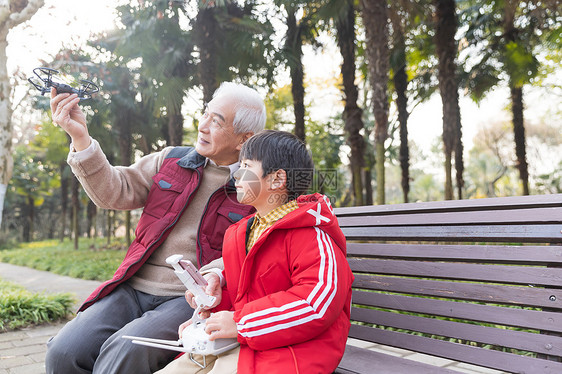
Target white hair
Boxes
[213,82,266,135]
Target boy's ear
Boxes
[270,169,287,191]
[235,132,254,151]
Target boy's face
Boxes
[234,159,266,206]
[234,159,286,210]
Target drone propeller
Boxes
[77,79,99,100]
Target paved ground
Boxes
[0,263,100,374]
[0,263,505,374]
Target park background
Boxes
[0,0,560,247]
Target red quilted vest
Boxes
[78,147,254,311]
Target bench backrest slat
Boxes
[354,274,561,309]
[349,258,562,286]
[342,224,562,242]
[352,307,562,357]
[347,243,562,265]
[350,324,562,373]
[354,291,562,333]
[338,207,562,226]
[335,194,562,216]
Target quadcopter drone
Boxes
[28,67,99,100]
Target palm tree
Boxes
[503,0,530,195]
[113,0,196,146]
[459,0,558,195]
[360,0,390,205]
[389,1,410,203]
[433,0,463,200]
[194,5,220,103]
[335,0,366,206]
[284,7,307,142]
[194,1,277,105]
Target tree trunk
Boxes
[195,7,219,104]
[86,200,97,239]
[59,162,68,241]
[361,0,389,205]
[23,196,34,242]
[0,38,13,229]
[434,0,462,200]
[391,24,410,203]
[503,2,530,196]
[364,134,375,205]
[168,113,184,146]
[0,0,45,228]
[511,86,529,195]
[106,209,112,245]
[116,73,134,245]
[455,114,464,199]
[71,174,80,250]
[337,1,365,206]
[286,11,306,142]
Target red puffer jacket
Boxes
[219,194,354,374]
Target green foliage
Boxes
[535,161,562,194]
[0,279,74,331]
[459,0,555,97]
[0,239,127,281]
[9,145,60,206]
[264,85,294,129]
[503,41,539,87]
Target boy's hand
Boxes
[184,272,222,309]
[204,311,237,340]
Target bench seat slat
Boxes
[349,324,562,373]
[346,243,562,265]
[334,194,562,217]
[348,258,562,286]
[353,274,562,309]
[342,224,562,243]
[351,307,562,357]
[352,291,562,333]
[335,345,458,374]
[338,207,562,227]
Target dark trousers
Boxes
[45,283,194,374]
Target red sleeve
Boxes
[233,227,352,351]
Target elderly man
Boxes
[45,82,266,374]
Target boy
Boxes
[158,130,354,374]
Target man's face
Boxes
[195,94,250,165]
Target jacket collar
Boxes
[177,148,240,176]
[176,147,238,189]
[176,148,206,170]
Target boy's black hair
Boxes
[240,130,314,200]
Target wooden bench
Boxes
[333,194,562,374]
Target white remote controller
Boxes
[165,255,239,355]
[124,255,239,368]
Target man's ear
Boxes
[235,132,254,151]
[270,169,287,191]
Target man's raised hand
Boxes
[50,88,91,151]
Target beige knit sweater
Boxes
[67,138,230,296]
